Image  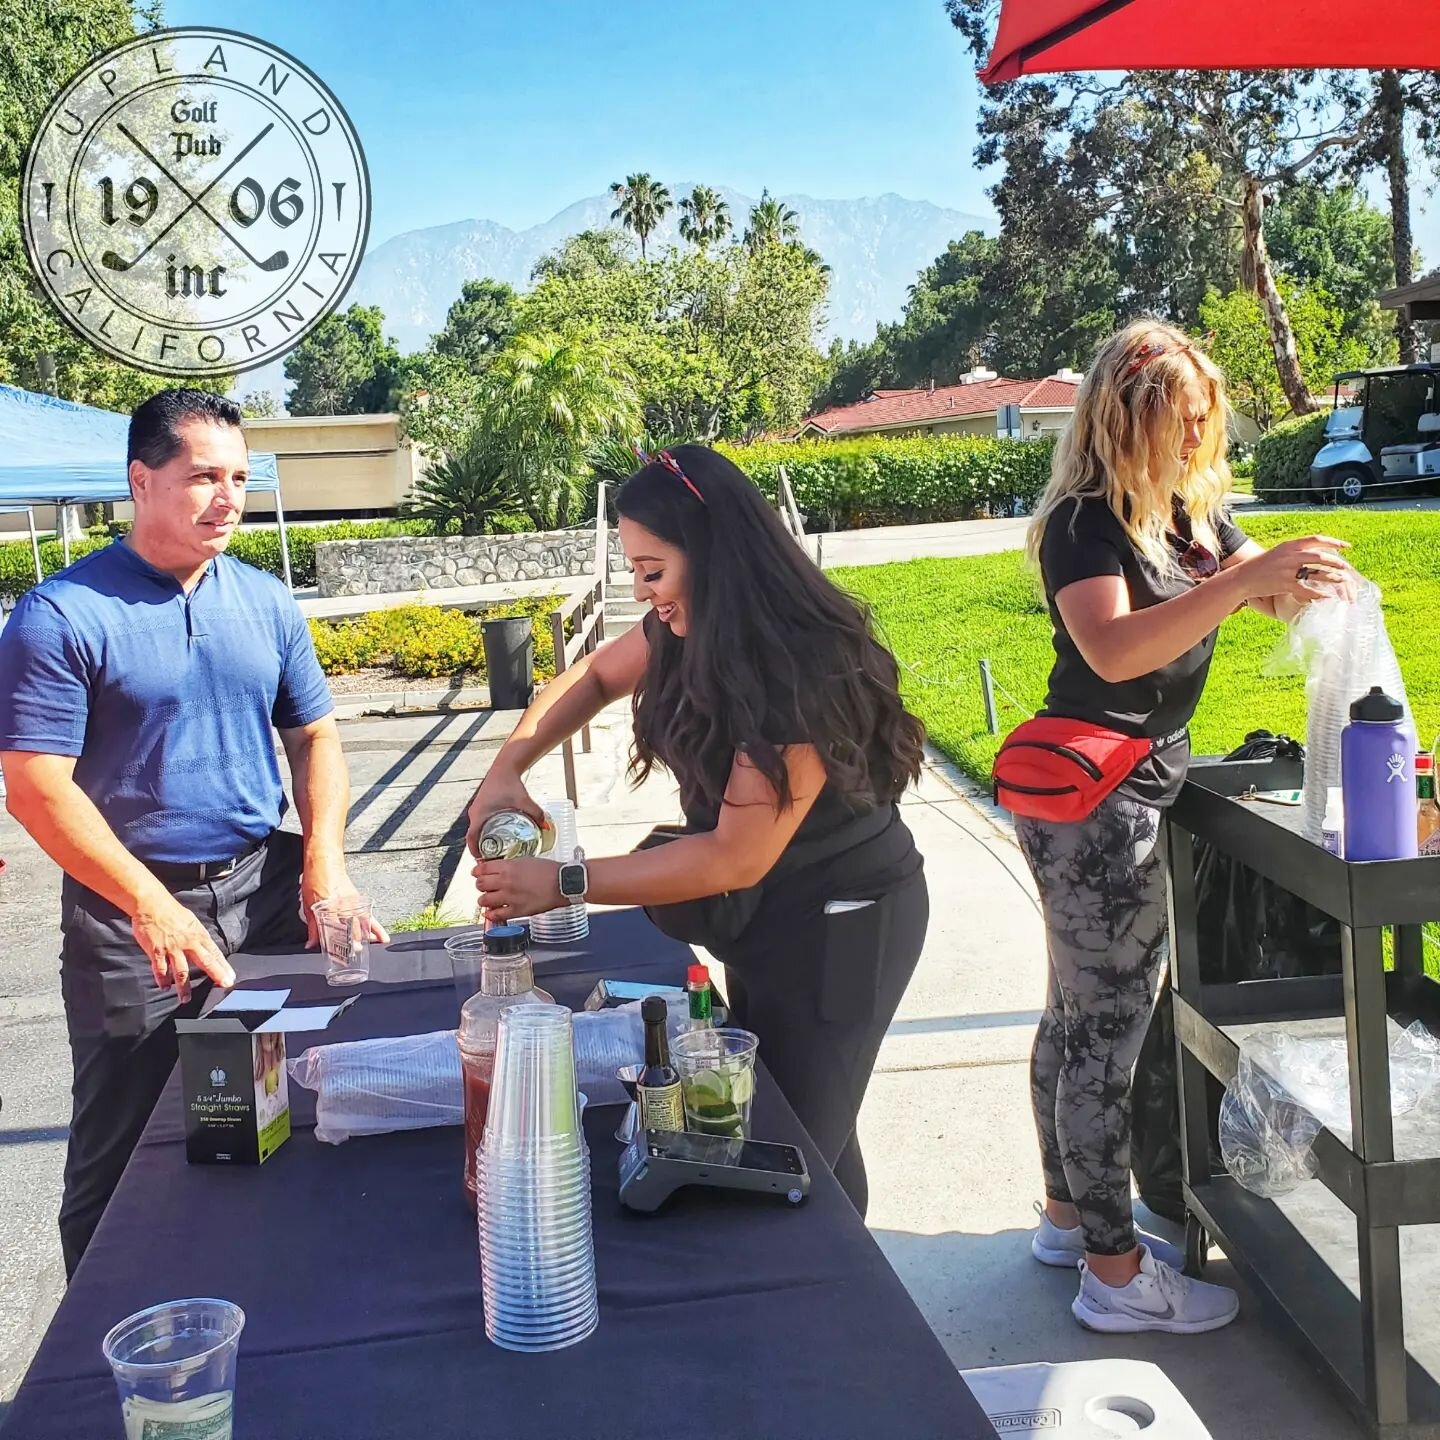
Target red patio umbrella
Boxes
[982,0,1440,82]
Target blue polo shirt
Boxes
[0,540,333,863]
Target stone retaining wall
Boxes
[315,529,626,597]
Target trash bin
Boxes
[482,616,534,709]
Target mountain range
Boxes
[240,186,993,406]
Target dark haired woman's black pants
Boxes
[718,869,928,1216]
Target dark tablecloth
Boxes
[4,909,994,1440]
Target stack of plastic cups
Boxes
[476,1003,598,1351]
[527,797,589,945]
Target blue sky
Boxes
[164,0,996,246]
[165,0,1439,269]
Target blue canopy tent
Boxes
[0,385,291,587]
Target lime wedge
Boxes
[726,1066,754,1107]
[683,1068,729,1107]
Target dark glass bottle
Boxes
[636,995,685,1132]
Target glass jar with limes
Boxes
[671,1027,759,1139]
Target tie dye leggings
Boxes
[1014,794,1170,1257]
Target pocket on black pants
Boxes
[819,897,890,1023]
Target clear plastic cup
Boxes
[475,1074,598,1352]
[312,896,373,987]
[102,1298,244,1440]
[528,799,589,946]
[444,929,489,1005]
[487,1314,598,1353]
[672,1027,759,1139]
[484,1004,581,1147]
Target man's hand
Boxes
[131,895,235,1004]
[302,867,391,950]
[473,857,564,924]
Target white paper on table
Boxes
[257,998,357,1032]
[211,988,291,1013]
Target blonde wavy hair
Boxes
[1027,318,1234,578]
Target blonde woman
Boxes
[1008,319,1352,1334]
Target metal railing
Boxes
[548,575,607,808]
[592,480,607,603]
[776,465,821,565]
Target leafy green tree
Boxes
[587,431,688,488]
[284,304,402,415]
[433,278,516,371]
[609,174,672,261]
[530,229,634,283]
[678,186,731,251]
[519,243,827,441]
[239,390,278,417]
[482,331,640,528]
[1201,282,1377,432]
[403,430,521,535]
[396,349,484,458]
[0,1,242,406]
[743,190,800,252]
[1265,183,1394,335]
[1332,68,1440,363]
[812,334,897,411]
[947,3,1399,416]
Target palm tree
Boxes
[796,244,831,278]
[609,173,672,261]
[483,332,642,528]
[587,431,689,489]
[743,189,800,252]
[678,185,731,251]
[404,430,521,536]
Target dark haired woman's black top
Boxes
[1037,497,1248,806]
[638,610,923,936]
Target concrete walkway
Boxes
[817,515,1031,568]
[444,700,1363,1440]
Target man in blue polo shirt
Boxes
[0,388,386,1275]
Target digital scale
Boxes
[618,1128,810,1213]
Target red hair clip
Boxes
[655,449,706,505]
[1122,341,1172,379]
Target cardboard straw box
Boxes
[176,989,355,1165]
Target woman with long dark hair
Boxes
[468,445,928,1213]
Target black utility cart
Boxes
[1166,754,1440,1439]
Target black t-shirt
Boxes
[1037,497,1248,806]
[638,608,921,891]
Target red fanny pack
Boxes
[992,718,1185,823]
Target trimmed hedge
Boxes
[1253,412,1327,504]
[0,519,448,601]
[719,434,1057,529]
[308,595,562,681]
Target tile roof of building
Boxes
[802,375,1081,435]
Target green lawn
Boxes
[836,511,1440,789]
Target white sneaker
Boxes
[1072,1245,1239,1335]
[1030,1204,1185,1271]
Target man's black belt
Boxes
[144,836,267,884]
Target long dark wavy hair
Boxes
[616,445,926,822]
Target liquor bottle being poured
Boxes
[477,808,557,860]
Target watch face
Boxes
[559,863,586,899]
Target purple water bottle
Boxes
[1341,687,1418,861]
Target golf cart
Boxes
[1310,363,1440,503]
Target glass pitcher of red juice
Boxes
[456,924,552,1211]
